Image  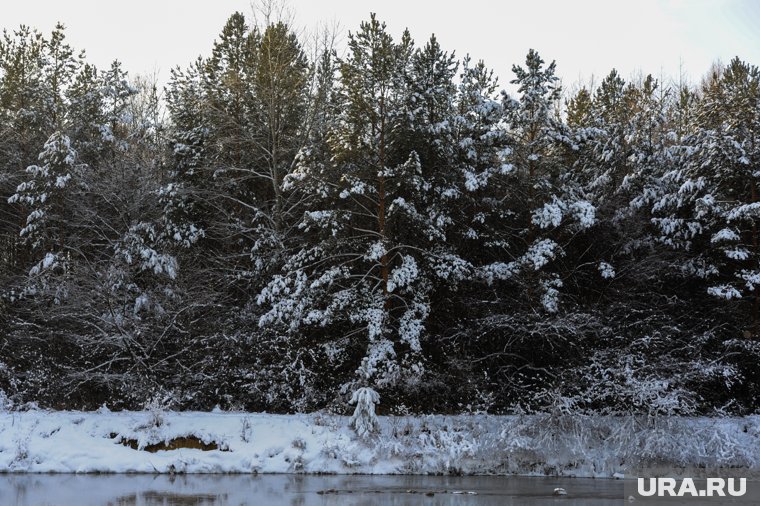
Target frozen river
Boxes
[0,474,625,505]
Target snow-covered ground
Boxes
[0,409,758,477]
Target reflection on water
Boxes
[0,473,625,506]
[111,491,224,506]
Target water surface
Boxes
[0,474,625,505]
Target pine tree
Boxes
[479,49,596,313]
[42,23,81,130]
[259,16,463,403]
[566,87,593,128]
[9,131,78,255]
[651,58,760,332]
[447,55,512,261]
[164,13,311,295]
[0,24,80,280]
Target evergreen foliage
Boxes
[0,13,758,416]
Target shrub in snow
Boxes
[13,434,30,466]
[144,396,170,428]
[240,417,252,443]
[0,390,13,412]
[349,387,380,438]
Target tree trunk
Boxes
[378,96,389,306]
[753,160,759,336]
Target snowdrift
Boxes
[0,410,758,477]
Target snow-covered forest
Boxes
[0,11,759,418]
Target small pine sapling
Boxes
[349,387,380,438]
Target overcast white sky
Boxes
[3,0,759,93]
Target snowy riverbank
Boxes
[0,410,758,477]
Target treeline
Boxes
[0,12,758,415]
